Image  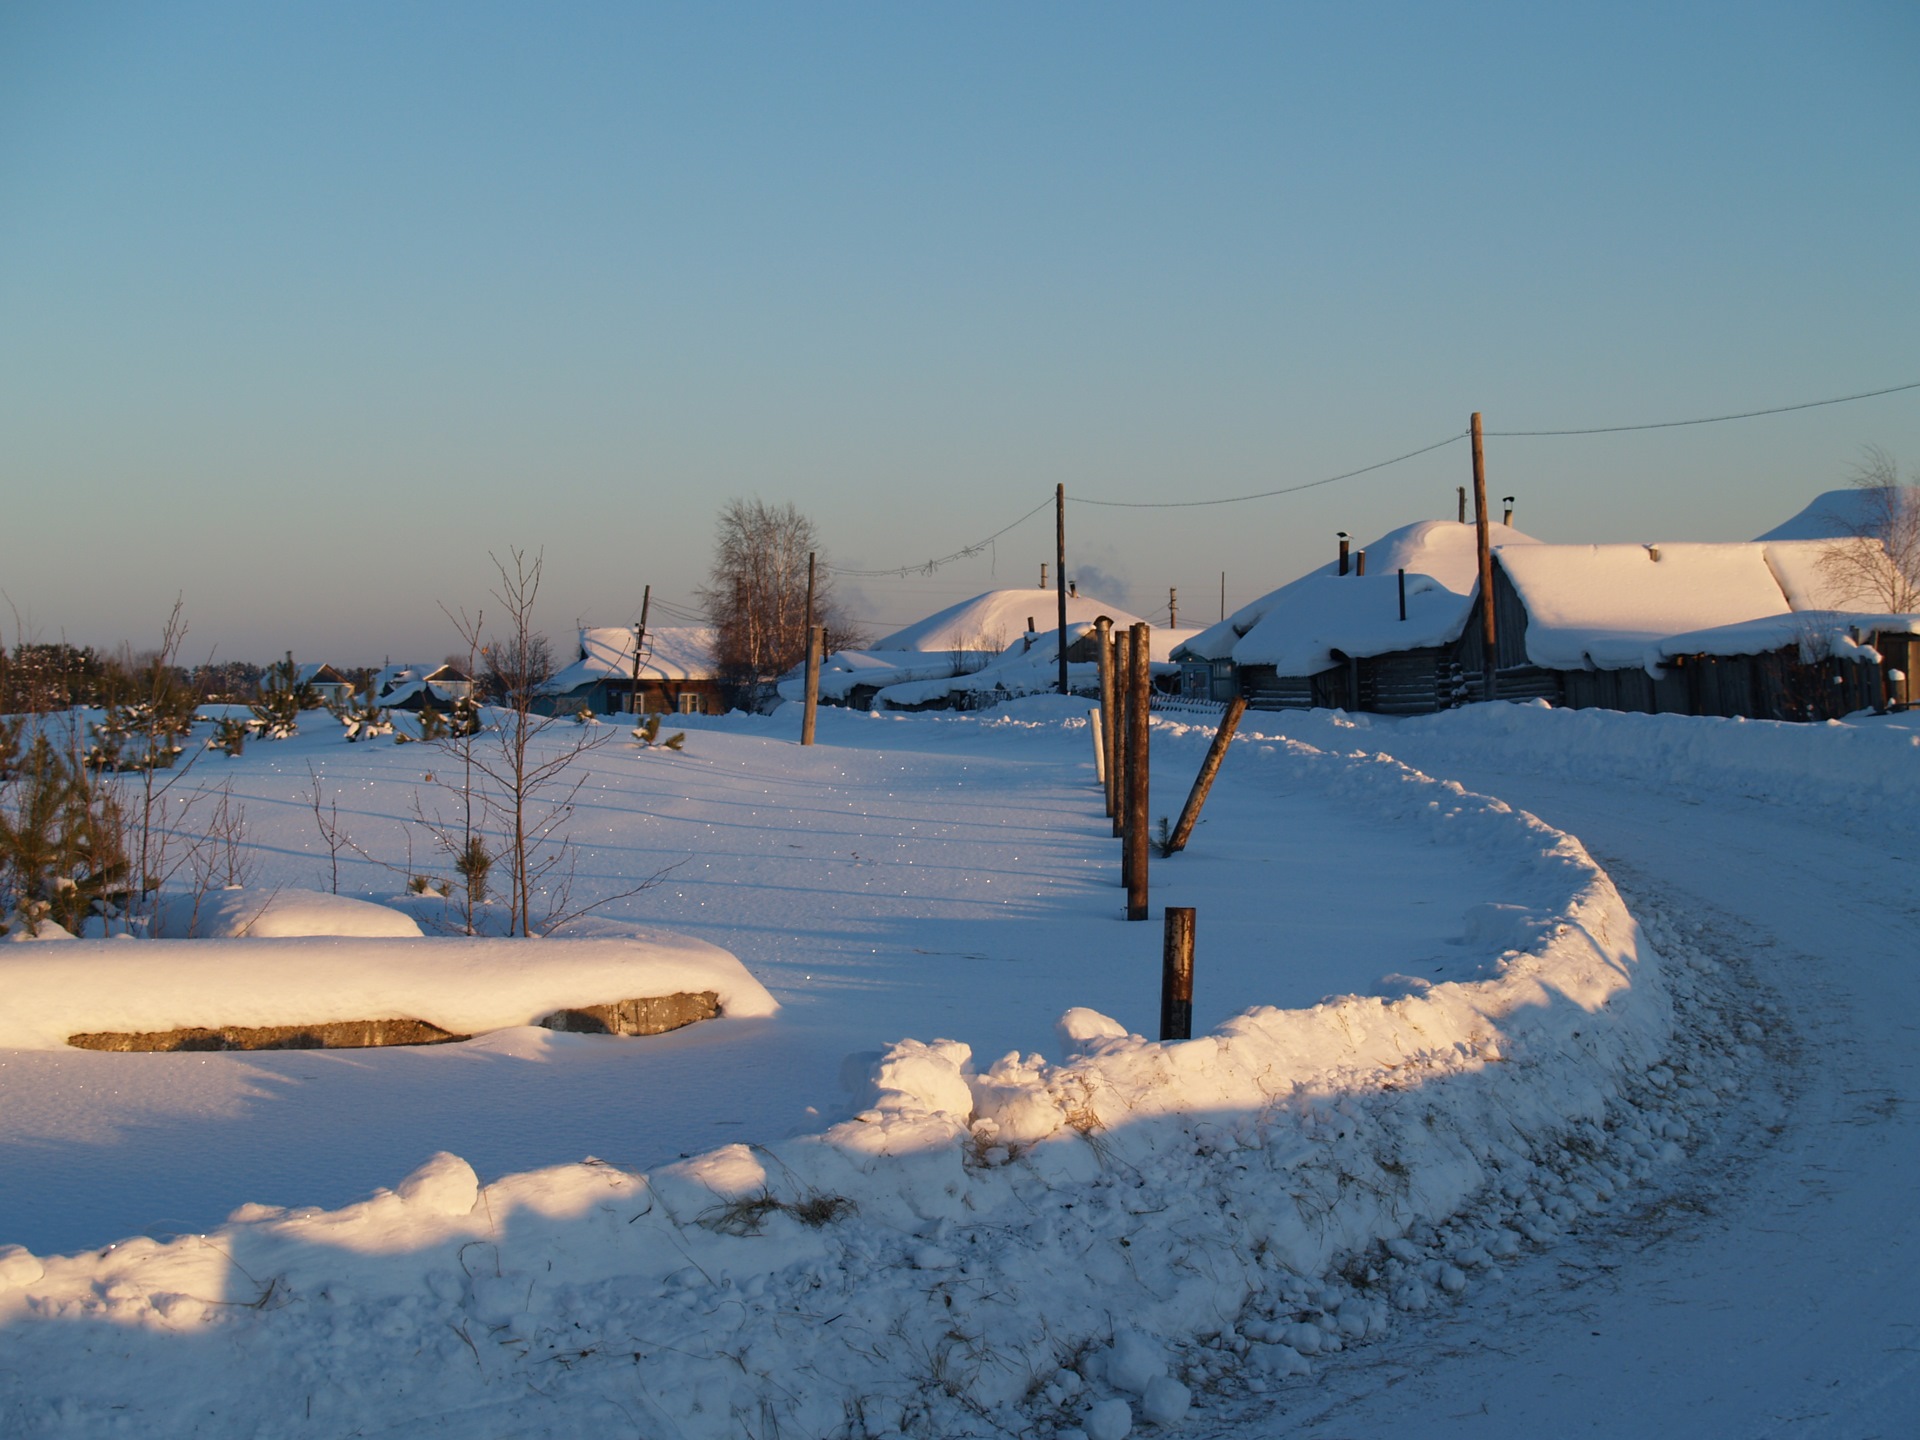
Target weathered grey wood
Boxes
[1056,483,1069,696]
[1095,616,1116,816]
[801,623,823,746]
[538,991,721,1036]
[1160,907,1195,1041]
[70,1017,469,1051]
[1471,412,1496,702]
[1125,621,1152,921]
[1111,628,1131,839]
[67,991,725,1051]
[1165,696,1246,854]
[1088,708,1106,783]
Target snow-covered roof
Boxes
[541,626,720,695]
[1754,486,1920,542]
[875,589,1145,652]
[866,624,1195,709]
[1177,519,1541,666]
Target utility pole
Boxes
[631,585,651,714]
[1056,483,1069,696]
[1220,572,1226,622]
[1472,413,1496,702]
[801,553,819,744]
[1169,587,1177,628]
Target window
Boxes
[678,693,700,714]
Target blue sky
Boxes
[3,1,1916,662]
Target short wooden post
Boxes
[1095,616,1116,815]
[1111,628,1131,840]
[1165,696,1246,854]
[1160,907,1195,1041]
[1125,621,1151,920]
[1088,708,1106,783]
[801,625,823,745]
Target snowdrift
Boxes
[0,730,1672,1438]
[0,932,777,1050]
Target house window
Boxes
[678,693,700,714]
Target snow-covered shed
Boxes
[538,627,725,717]
[376,662,475,713]
[1178,519,1917,719]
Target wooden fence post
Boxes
[1165,695,1246,854]
[1111,627,1131,840]
[1125,621,1151,921]
[1095,616,1116,816]
[1160,907,1194,1040]
[1088,709,1106,783]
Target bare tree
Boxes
[447,549,639,936]
[1818,447,1920,613]
[697,499,866,710]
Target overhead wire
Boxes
[828,494,1056,578]
[1483,379,1920,437]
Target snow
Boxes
[0,931,775,1049]
[1753,484,1920,541]
[2,697,1917,1434]
[1179,519,1540,664]
[541,624,719,695]
[150,886,425,939]
[874,587,1144,652]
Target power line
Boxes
[830,494,1055,578]
[1071,432,1466,510]
[1485,379,1920,437]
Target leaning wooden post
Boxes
[1095,616,1116,815]
[801,625,823,745]
[1160,907,1195,1041]
[1165,695,1246,854]
[1111,627,1131,839]
[1125,621,1152,920]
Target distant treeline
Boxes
[0,643,264,714]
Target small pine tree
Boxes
[336,690,394,743]
[251,656,315,740]
[415,702,448,743]
[452,833,493,906]
[448,693,483,738]
[209,716,248,757]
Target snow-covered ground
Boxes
[1,700,1915,1436]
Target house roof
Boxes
[1175,514,1918,679]
[873,588,1146,652]
[540,626,720,696]
[1176,519,1542,667]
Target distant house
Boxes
[260,660,355,709]
[781,589,1185,711]
[1176,516,1917,720]
[537,627,725,716]
[374,663,475,713]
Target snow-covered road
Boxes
[1205,713,1920,1437]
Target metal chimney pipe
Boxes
[1337,533,1350,576]
[1355,550,1367,577]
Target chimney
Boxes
[1646,545,1661,562]
[1040,563,1048,590]
[1503,496,1515,527]
[1355,550,1367,577]
[1337,532,1350,576]
[1457,486,1466,523]
[1068,580,1078,598]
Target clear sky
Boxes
[3,1,1916,664]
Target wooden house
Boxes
[537,627,726,717]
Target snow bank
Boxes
[0,931,777,1049]
[0,733,1670,1437]
[149,887,423,940]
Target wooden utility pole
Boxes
[1168,587,1177,628]
[1160,907,1195,1041]
[1095,616,1116,817]
[1164,696,1246,854]
[801,626,823,745]
[1219,572,1226,622]
[801,554,820,744]
[1471,413,1496,702]
[1125,621,1151,921]
[1111,626,1131,839]
[631,585,651,714]
[1056,484,1069,696]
